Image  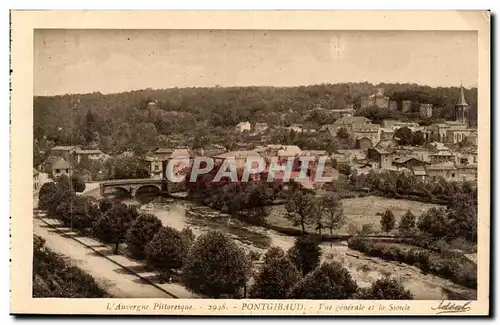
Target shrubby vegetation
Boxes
[356,276,413,300]
[347,237,477,289]
[125,213,163,259]
[33,235,107,298]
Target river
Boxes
[121,196,476,301]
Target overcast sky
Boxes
[34,29,478,96]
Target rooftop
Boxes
[333,116,370,126]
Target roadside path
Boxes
[34,214,176,298]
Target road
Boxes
[33,216,174,298]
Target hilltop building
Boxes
[361,88,390,109]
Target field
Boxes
[267,195,444,235]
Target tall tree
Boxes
[287,261,358,299]
[285,189,315,234]
[125,214,163,259]
[182,230,251,298]
[398,210,416,235]
[320,193,346,236]
[92,203,139,254]
[380,209,396,234]
[287,235,321,276]
[249,247,301,299]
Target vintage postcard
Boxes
[10,10,490,316]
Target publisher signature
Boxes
[431,300,472,314]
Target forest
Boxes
[33,82,478,155]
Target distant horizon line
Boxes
[34,81,478,98]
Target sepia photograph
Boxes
[10,10,490,315]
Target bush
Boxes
[125,214,163,259]
[182,230,251,298]
[145,226,188,271]
[249,247,301,299]
[287,261,358,299]
[357,276,413,299]
[347,238,476,289]
[288,235,321,276]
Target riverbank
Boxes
[142,199,477,300]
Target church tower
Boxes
[455,84,469,127]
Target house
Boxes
[456,147,478,165]
[367,147,393,170]
[426,121,469,143]
[427,142,456,164]
[381,120,419,131]
[74,148,106,163]
[355,137,374,150]
[146,148,192,179]
[40,156,72,178]
[419,103,433,118]
[254,123,269,133]
[456,164,478,182]
[334,149,367,165]
[214,150,262,170]
[393,156,428,170]
[50,145,80,160]
[408,165,428,181]
[235,121,251,132]
[445,128,476,144]
[379,128,395,141]
[277,145,302,159]
[332,116,371,133]
[33,168,40,191]
[352,124,380,144]
[425,162,458,182]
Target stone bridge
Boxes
[99,178,169,197]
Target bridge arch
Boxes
[102,186,131,197]
[132,184,162,197]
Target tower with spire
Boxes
[455,84,470,127]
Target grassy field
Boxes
[267,195,444,235]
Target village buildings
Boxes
[39,156,73,178]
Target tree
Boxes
[320,193,346,236]
[417,207,449,238]
[394,127,414,146]
[38,182,61,211]
[92,203,139,254]
[287,235,321,276]
[249,247,301,299]
[336,127,350,140]
[71,175,86,193]
[357,277,413,299]
[182,230,251,298]
[125,214,163,259]
[55,196,100,231]
[398,210,416,235]
[380,209,396,234]
[145,226,188,271]
[285,189,314,234]
[412,131,426,146]
[287,261,358,299]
